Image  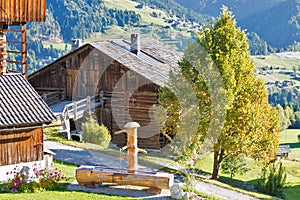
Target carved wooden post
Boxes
[115,122,147,173]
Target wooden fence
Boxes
[42,90,63,105]
[60,92,104,140]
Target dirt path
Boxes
[44,140,259,200]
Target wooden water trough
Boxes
[76,165,174,192]
[76,122,174,194]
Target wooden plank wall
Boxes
[69,49,104,100]
[97,62,161,149]
[29,63,66,97]
[29,46,101,100]
[0,128,43,166]
[0,0,46,23]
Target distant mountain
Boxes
[133,0,208,22]
[174,0,300,48]
[174,0,283,20]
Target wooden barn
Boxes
[0,0,47,77]
[29,34,182,149]
[0,73,55,170]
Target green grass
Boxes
[194,129,300,199]
[103,0,168,26]
[278,129,300,200]
[0,190,138,200]
[42,42,71,51]
[0,161,138,200]
[252,54,300,70]
[258,72,300,86]
[53,160,78,184]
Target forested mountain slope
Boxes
[175,0,300,48]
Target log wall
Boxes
[0,127,43,166]
[0,0,46,23]
[29,46,163,149]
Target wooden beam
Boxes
[6,59,23,64]
[21,23,27,79]
[4,29,23,33]
[41,0,46,21]
[6,39,23,44]
[6,50,23,54]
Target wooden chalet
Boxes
[0,73,55,167]
[0,0,47,78]
[29,34,182,149]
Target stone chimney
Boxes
[130,33,140,55]
[0,33,6,75]
[71,39,82,51]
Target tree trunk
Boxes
[211,146,224,180]
[212,149,220,180]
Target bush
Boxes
[256,161,287,198]
[82,116,111,148]
[221,156,249,178]
[298,134,300,142]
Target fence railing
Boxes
[42,90,63,105]
[60,92,104,140]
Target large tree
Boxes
[158,7,281,179]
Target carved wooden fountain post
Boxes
[76,121,174,194]
[115,122,147,172]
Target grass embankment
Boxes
[195,129,300,200]
[252,54,300,70]
[0,161,137,200]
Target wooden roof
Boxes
[29,37,182,87]
[92,37,182,87]
[0,0,46,23]
[0,73,55,127]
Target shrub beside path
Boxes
[44,140,259,200]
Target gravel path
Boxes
[44,140,259,200]
[194,181,257,200]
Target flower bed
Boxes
[1,163,65,193]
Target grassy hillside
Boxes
[85,0,195,50]
[252,53,300,84]
[103,0,168,25]
[252,54,300,70]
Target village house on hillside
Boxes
[29,34,182,149]
[0,73,55,181]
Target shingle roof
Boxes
[91,37,182,87]
[0,74,56,127]
[29,36,183,87]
